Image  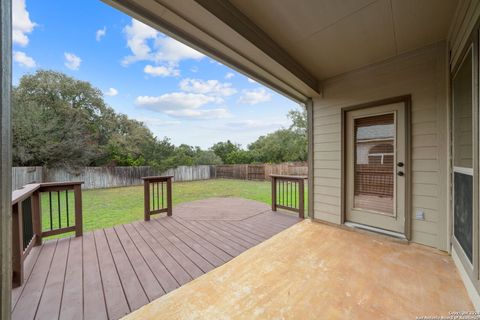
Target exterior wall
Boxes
[312,43,448,250]
[447,0,480,309]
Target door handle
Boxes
[397,171,404,176]
[397,162,404,167]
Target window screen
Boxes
[452,48,474,262]
[453,50,473,169]
[354,113,395,215]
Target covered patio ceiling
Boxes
[103,0,458,102]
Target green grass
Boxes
[40,179,307,238]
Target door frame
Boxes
[341,95,412,239]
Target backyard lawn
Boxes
[40,179,307,238]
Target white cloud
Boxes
[153,37,204,64]
[179,78,237,97]
[13,51,36,68]
[135,92,228,119]
[122,19,157,65]
[122,19,204,77]
[164,108,229,120]
[136,92,220,111]
[104,88,118,97]
[226,119,288,131]
[225,72,235,79]
[144,64,179,77]
[238,88,271,105]
[12,0,36,47]
[137,117,181,127]
[64,52,81,70]
[96,27,106,41]
[247,77,257,83]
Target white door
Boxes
[345,102,406,234]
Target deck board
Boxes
[11,198,300,320]
[12,240,57,320]
[35,237,70,320]
[59,236,83,320]
[104,227,149,312]
[114,225,165,301]
[123,223,179,293]
[11,243,43,309]
[83,232,108,320]
[132,221,192,286]
[165,218,232,263]
[94,229,130,320]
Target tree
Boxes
[248,129,307,163]
[210,140,241,164]
[194,150,223,165]
[288,107,307,135]
[12,70,169,168]
[13,69,309,169]
[12,70,103,167]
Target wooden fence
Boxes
[215,162,308,181]
[12,165,213,191]
[12,162,308,191]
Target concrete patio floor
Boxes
[124,220,473,320]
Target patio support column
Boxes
[0,0,12,318]
[306,98,314,220]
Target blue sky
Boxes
[12,0,300,149]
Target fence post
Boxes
[271,176,277,212]
[74,184,83,237]
[31,191,42,246]
[11,203,23,288]
[299,179,305,219]
[167,177,173,217]
[144,179,150,221]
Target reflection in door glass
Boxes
[354,113,395,215]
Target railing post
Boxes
[11,203,23,288]
[31,191,42,246]
[74,184,83,237]
[299,178,305,219]
[271,176,277,212]
[166,177,173,217]
[144,179,150,221]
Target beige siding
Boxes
[312,43,448,250]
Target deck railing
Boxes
[142,175,173,221]
[11,181,83,287]
[270,174,307,218]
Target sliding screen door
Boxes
[452,46,474,264]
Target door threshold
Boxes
[344,222,407,240]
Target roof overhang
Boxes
[103,0,318,103]
[103,0,458,103]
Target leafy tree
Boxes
[210,140,241,163]
[194,150,223,165]
[12,70,308,169]
[225,150,253,164]
[248,129,307,163]
[13,70,104,167]
[288,107,307,135]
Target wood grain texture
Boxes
[10,198,299,319]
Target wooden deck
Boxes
[10,197,300,320]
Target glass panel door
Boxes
[354,113,395,215]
